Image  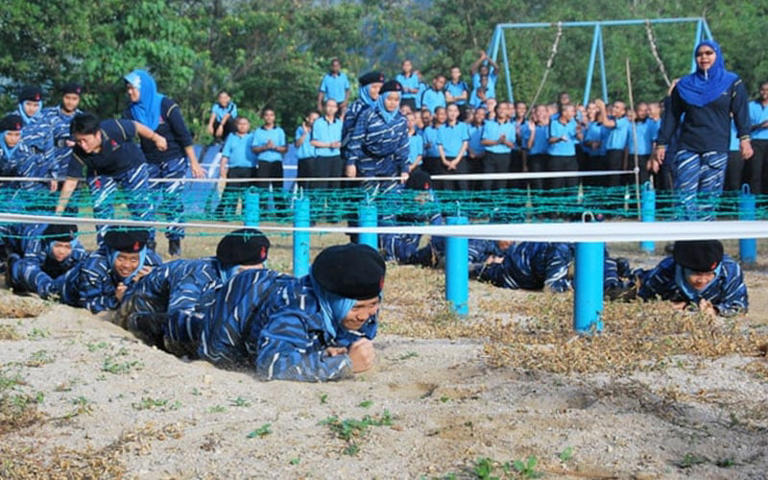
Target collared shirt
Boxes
[605,116,631,151]
[420,88,446,113]
[445,80,469,105]
[222,132,256,168]
[211,102,237,122]
[482,119,516,154]
[395,73,420,100]
[582,122,606,157]
[295,126,315,160]
[252,126,286,162]
[312,116,343,157]
[67,119,143,177]
[422,126,441,158]
[548,119,578,156]
[468,123,486,156]
[437,122,470,157]
[407,132,423,165]
[529,124,550,155]
[472,72,498,98]
[318,72,350,103]
[627,118,658,155]
[749,100,768,140]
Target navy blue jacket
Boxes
[123,97,193,163]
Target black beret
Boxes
[19,86,42,103]
[673,240,723,272]
[358,71,385,87]
[103,229,149,253]
[0,114,23,132]
[380,80,403,94]
[61,83,84,95]
[216,228,270,266]
[42,224,78,243]
[312,243,386,300]
[405,169,432,191]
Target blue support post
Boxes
[293,196,310,277]
[640,182,655,253]
[691,19,703,72]
[582,25,601,106]
[597,27,608,102]
[739,184,757,265]
[358,204,378,250]
[500,28,514,103]
[574,242,604,333]
[701,19,713,40]
[445,216,469,315]
[244,188,260,226]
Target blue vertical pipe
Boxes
[244,189,260,226]
[597,27,608,102]
[358,204,378,250]
[640,182,655,253]
[701,19,713,40]
[574,242,604,333]
[445,216,469,315]
[691,19,703,72]
[500,28,514,103]
[293,196,310,277]
[582,25,601,106]
[739,184,757,264]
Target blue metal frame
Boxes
[489,18,713,103]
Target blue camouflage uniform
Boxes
[198,269,378,382]
[9,232,87,298]
[58,245,163,313]
[636,255,747,316]
[40,106,80,179]
[346,105,409,185]
[472,242,572,292]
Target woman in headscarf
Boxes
[122,70,204,256]
[341,71,384,177]
[654,40,752,220]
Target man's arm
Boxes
[133,121,168,151]
[55,178,79,214]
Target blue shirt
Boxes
[748,100,768,140]
[482,120,516,154]
[437,122,470,157]
[251,126,286,162]
[730,120,739,152]
[445,81,469,105]
[421,88,446,113]
[529,124,550,155]
[468,124,486,156]
[422,126,441,158]
[395,73,420,100]
[605,116,631,151]
[211,102,237,122]
[472,72,497,98]
[582,122,606,157]
[311,116,343,157]
[318,72,350,103]
[221,132,256,168]
[468,88,485,109]
[548,119,578,156]
[407,133,423,165]
[519,122,532,152]
[294,126,315,160]
[627,119,658,155]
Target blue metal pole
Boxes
[293,196,310,277]
[640,182,655,253]
[701,18,713,40]
[244,188,260,226]
[500,28,514,103]
[445,216,469,315]
[597,27,608,102]
[574,242,605,333]
[583,25,601,106]
[494,18,703,30]
[358,204,378,250]
[739,184,757,265]
[691,19,703,72]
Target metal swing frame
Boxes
[487,17,713,104]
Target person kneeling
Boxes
[198,243,384,382]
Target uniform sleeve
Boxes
[396,123,410,174]
[79,257,118,313]
[543,244,572,293]
[713,261,748,317]
[346,110,368,167]
[230,103,238,118]
[251,130,263,147]
[656,92,682,147]
[221,135,234,158]
[66,152,86,178]
[277,128,286,147]
[255,311,354,382]
[165,267,215,343]
[318,74,329,94]
[164,99,194,148]
[637,257,676,301]
[12,255,55,298]
[731,80,751,140]
[110,119,138,143]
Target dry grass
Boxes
[0,393,44,435]
[0,324,22,340]
[0,295,49,319]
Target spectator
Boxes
[437,103,470,191]
[596,99,630,190]
[445,66,469,115]
[317,58,350,114]
[481,103,515,190]
[216,117,256,218]
[470,50,499,100]
[468,106,487,183]
[311,99,344,189]
[547,104,582,196]
[207,90,238,143]
[627,102,658,185]
[468,74,489,109]
[421,107,446,186]
[580,101,606,187]
[251,108,287,202]
[295,110,319,190]
[396,60,421,112]
[406,112,423,172]
[420,74,447,114]
[746,81,768,196]
[526,105,550,193]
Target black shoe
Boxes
[168,239,181,257]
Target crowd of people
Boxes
[0,39,758,382]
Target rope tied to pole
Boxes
[527,21,564,114]
[645,20,672,88]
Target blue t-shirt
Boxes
[422,126,441,158]
[211,102,237,123]
[748,100,768,141]
[519,122,532,152]
[294,126,315,160]
[482,120,516,154]
[730,120,739,152]
[627,119,658,155]
[407,133,423,165]
[221,132,256,168]
[311,116,343,157]
[582,122,606,157]
[395,73,420,100]
[445,81,469,106]
[548,119,578,157]
[421,88,446,113]
[251,126,286,162]
[469,124,486,156]
[605,116,631,151]
[529,124,550,155]
[437,122,470,157]
[472,72,497,98]
[318,72,350,103]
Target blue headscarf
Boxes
[376,91,401,124]
[0,133,19,160]
[17,102,43,126]
[676,40,738,107]
[674,263,722,302]
[110,246,148,285]
[124,70,164,131]
[309,268,357,338]
[358,84,376,108]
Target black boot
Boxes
[168,239,181,257]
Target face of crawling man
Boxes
[113,252,140,278]
[686,270,716,291]
[50,241,73,262]
[342,297,380,331]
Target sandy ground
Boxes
[1,229,767,479]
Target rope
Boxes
[527,21,564,112]
[625,57,642,220]
[645,20,672,88]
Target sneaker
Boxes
[168,239,181,257]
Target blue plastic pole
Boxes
[640,182,655,253]
[702,19,713,40]
[244,189,260,226]
[574,242,604,333]
[739,184,757,265]
[358,204,378,250]
[583,25,601,106]
[293,196,310,277]
[445,216,469,315]
[691,19,703,72]
[597,27,608,102]
[500,28,514,103]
